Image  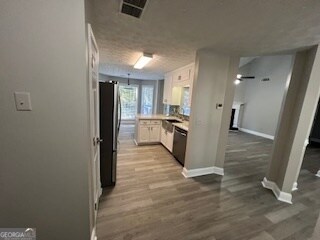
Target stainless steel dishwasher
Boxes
[172,127,188,166]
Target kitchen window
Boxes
[141,85,154,115]
[119,84,138,120]
[180,87,191,116]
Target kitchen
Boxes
[133,63,194,168]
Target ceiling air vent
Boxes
[120,0,147,18]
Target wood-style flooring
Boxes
[97,125,320,240]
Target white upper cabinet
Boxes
[163,73,172,104]
[163,73,182,105]
[172,65,192,86]
[163,63,195,106]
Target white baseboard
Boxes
[316,170,320,177]
[182,166,224,178]
[292,182,298,191]
[238,128,274,140]
[261,177,292,204]
[91,227,97,240]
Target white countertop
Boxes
[136,114,189,131]
[136,114,179,120]
[172,122,189,131]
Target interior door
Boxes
[88,24,101,224]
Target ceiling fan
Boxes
[234,74,255,85]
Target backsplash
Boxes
[163,104,190,121]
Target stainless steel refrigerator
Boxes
[99,81,121,187]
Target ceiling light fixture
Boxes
[237,74,242,79]
[134,53,153,69]
[234,79,241,85]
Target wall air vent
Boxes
[262,78,270,82]
[120,0,147,18]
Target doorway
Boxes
[225,55,294,181]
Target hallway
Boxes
[97,125,320,240]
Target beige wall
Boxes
[0,1,91,239]
[185,50,239,170]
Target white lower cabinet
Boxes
[135,120,161,144]
[160,126,174,152]
[135,119,174,150]
[139,126,150,143]
[149,125,161,142]
[166,131,174,152]
[161,128,167,146]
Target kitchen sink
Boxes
[162,119,181,133]
[165,119,182,123]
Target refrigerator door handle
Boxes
[118,93,122,136]
[112,83,119,152]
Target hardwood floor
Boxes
[97,125,320,240]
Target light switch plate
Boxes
[14,92,32,111]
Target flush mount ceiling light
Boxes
[134,53,153,69]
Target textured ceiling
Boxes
[90,0,320,80]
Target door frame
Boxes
[87,23,102,240]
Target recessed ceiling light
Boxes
[134,53,153,69]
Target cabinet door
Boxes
[173,67,191,86]
[161,127,167,146]
[149,125,160,142]
[139,126,150,143]
[163,74,172,104]
[167,131,174,152]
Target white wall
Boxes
[235,55,294,137]
[0,1,91,239]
